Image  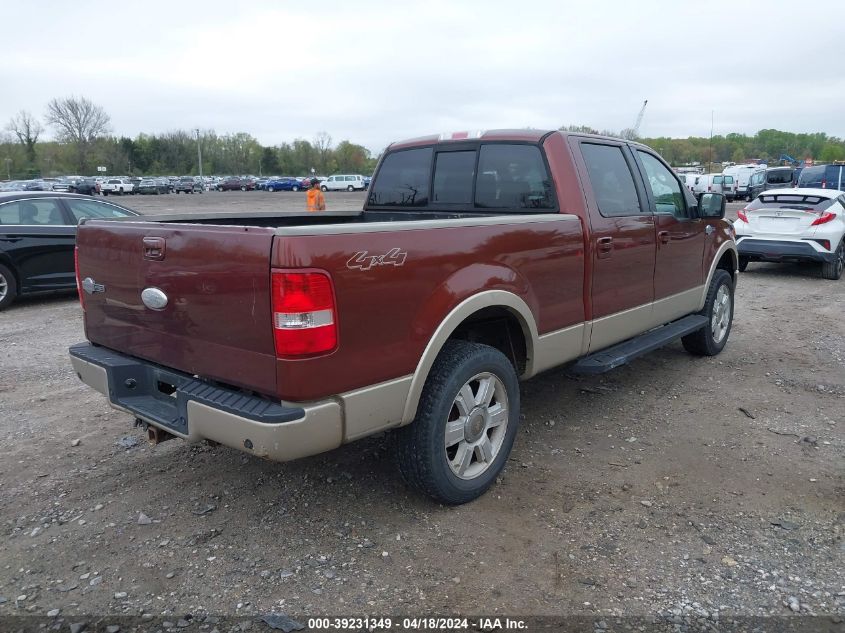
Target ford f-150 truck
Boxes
[70,130,738,504]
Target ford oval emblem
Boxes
[141,287,168,311]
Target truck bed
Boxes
[77,210,585,402]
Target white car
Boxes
[320,174,367,192]
[734,188,845,280]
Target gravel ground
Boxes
[0,192,842,632]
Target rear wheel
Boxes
[292,186,299,192]
[347,185,354,192]
[395,340,520,505]
[240,186,247,191]
[0,264,18,311]
[821,239,844,280]
[682,269,734,356]
[738,256,749,272]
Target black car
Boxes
[0,192,139,310]
[68,177,100,195]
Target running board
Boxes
[571,315,708,375]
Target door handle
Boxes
[597,236,613,259]
[657,230,671,244]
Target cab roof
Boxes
[388,129,651,151]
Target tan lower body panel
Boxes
[185,400,343,461]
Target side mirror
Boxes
[698,192,726,219]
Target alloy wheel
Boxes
[444,372,509,480]
[711,285,732,344]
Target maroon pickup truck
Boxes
[70,130,738,504]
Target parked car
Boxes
[0,181,26,192]
[128,177,143,193]
[175,176,204,194]
[265,177,305,192]
[711,174,737,200]
[68,178,101,195]
[321,174,368,191]
[70,129,736,504]
[101,179,134,195]
[676,174,698,193]
[137,179,169,195]
[51,179,73,193]
[723,164,765,201]
[734,188,845,279]
[24,180,52,191]
[0,192,139,310]
[217,177,255,191]
[747,167,795,200]
[796,164,845,192]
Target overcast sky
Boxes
[3,0,844,153]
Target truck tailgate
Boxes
[76,220,278,395]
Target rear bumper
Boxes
[737,237,836,263]
[69,342,343,461]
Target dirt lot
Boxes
[0,192,842,631]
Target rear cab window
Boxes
[367,143,555,211]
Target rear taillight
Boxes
[737,209,749,223]
[810,211,836,226]
[74,246,84,311]
[271,271,337,357]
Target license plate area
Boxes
[110,363,192,434]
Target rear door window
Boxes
[581,144,643,217]
[432,151,475,204]
[368,147,433,207]
[475,144,554,209]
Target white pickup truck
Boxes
[101,178,134,196]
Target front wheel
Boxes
[821,240,844,280]
[682,269,734,356]
[0,263,17,311]
[292,186,299,192]
[240,186,247,191]
[321,185,328,192]
[395,340,520,505]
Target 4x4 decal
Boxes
[347,248,407,271]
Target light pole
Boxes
[195,129,203,181]
[4,157,10,181]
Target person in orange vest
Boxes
[306,178,326,211]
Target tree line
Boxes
[2,96,377,179]
[4,96,845,180]
[561,124,845,168]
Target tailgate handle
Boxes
[143,237,166,260]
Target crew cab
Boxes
[70,130,737,504]
[101,178,134,196]
[174,176,204,194]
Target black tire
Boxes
[821,239,844,281]
[347,185,354,192]
[738,257,749,272]
[321,185,328,192]
[682,269,734,356]
[240,186,247,191]
[394,340,520,505]
[0,263,17,310]
[292,186,299,192]
[267,186,274,192]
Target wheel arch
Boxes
[699,241,738,311]
[401,290,538,424]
